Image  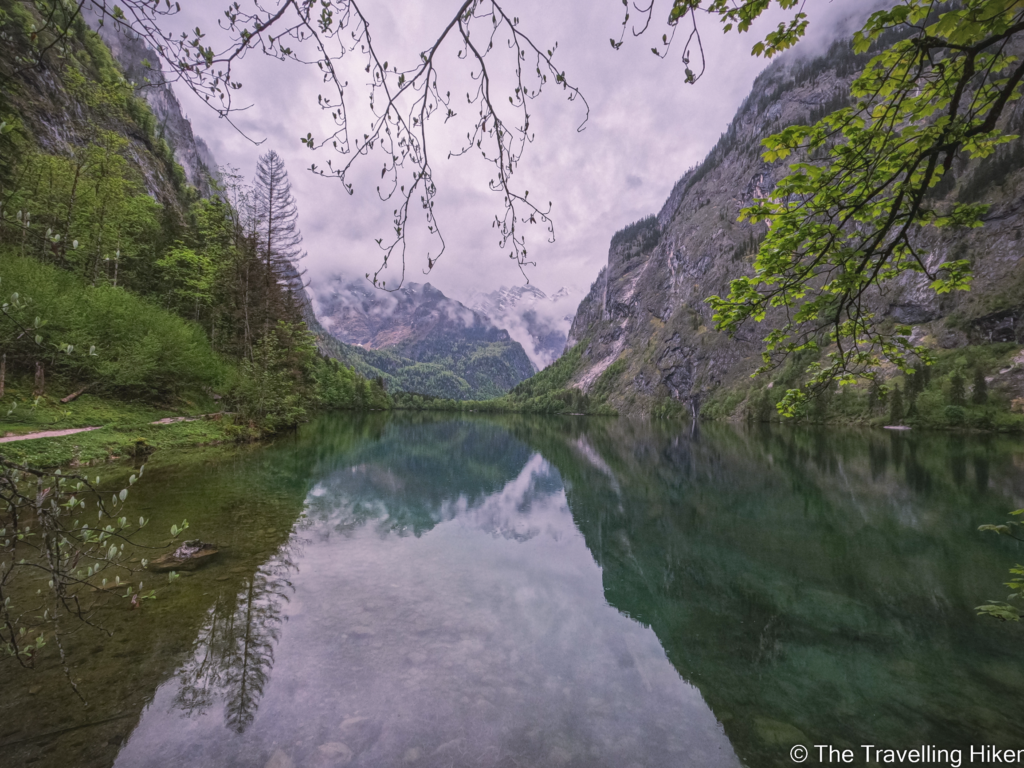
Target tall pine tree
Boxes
[253,150,305,335]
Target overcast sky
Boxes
[167,0,878,320]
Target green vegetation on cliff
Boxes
[0,1,388,464]
[701,343,1024,432]
[332,340,532,402]
[309,280,537,401]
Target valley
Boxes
[3,4,1024,768]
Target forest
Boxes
[0,0,388,463]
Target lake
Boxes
[2,413,1023,767]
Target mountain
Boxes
[560,36,1024,422]
[310,278,536,400]
[79,12,535,405]
[468,285,574,370]
[2,11,203,219]
[82,5,218,195]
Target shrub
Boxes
[944,405,966,426]
[0,255,228,398]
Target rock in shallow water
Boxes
[146,540,219,572]
[311,741,353,766]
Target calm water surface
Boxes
[2,414,1023,767]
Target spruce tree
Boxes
[906,361,928,400]
[253,150,305,332]
[949,369,966,407]
[889,383,904,424]
[972,367,988,405]
[868,377,885,412]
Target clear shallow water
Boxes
[2,415,1024,767]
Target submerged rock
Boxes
[146,540,219,573]
[311,742,353,766]
[263,749,295,768]
[337,716,381,754]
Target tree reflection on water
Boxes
[174,543,299,732]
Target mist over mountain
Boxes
[468,285,576,370]
[559,35,1024,420]
[309,277,536,400]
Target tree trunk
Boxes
[34,360,45,396]
[61,383,95,404]
[0,353,5,399]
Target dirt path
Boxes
[0,413,229,444]
[0,426,103,443]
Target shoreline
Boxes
[0,415,237,469]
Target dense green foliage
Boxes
[335,339,531,401]
[388,343,614,415]
[700,343,1024,432]
[0,3,388,446]
[708,1,1024,416]
[609,215,660,252]
[1,256,227,398]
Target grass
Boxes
[0,380,231,467]
[0,416,235,468]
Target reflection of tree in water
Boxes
[173,544,298,733]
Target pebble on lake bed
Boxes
[336,716,381,754]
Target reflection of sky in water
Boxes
[115,452,740,768]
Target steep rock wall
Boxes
[83,4,217,195]
[565,39,1024,417]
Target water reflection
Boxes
[508,418,1024,766]
[4,414,1024,768]
[114,417,741,768]
[174,545,298,733]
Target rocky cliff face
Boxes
[0,7,198,214]
[564,38,1024,417]
[83,4,217,195]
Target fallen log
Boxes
[60,382,97,404]
[146,540,220,573]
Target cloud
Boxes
[166,0,881,325]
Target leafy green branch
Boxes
[0,456,191,698]
[707,0,1024,416]
[977,508,1024,622]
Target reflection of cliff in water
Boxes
[7,412,1024,768]
[508,417,1024,767]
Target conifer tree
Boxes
[889,383,904,424]
[972,367,988,405]
[252,150,305,333]
[868,377,884,412]
[949,369,966,407]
